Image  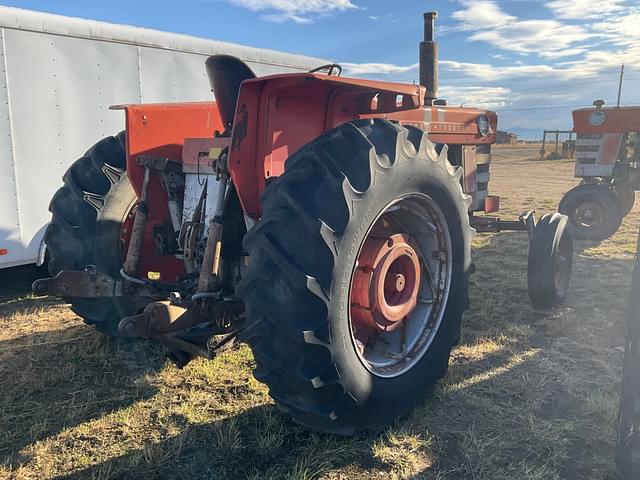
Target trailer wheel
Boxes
[238,119,472,434]
[614,183,636,217]
[45,133,151,336]
[527,213,573,310]
[559,183,623,241]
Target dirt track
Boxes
[1,145,637,479]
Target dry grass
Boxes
[0,146,636,479]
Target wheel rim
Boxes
[348,193,452,378]
[574,201,606,231]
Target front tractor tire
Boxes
[238,119,472,434]
[527,213,573,310]
[559,183,623,242]
[45,133,150,336]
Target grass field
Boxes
[1,146,637,479]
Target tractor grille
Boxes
[576,133,603,165]
[473,144,491,211]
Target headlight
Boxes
[588,110,606,126]
[477,115,490,136]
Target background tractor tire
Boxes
[559,183,623,242]
[45,133,151,336]
[614,183,636,217]
[238,119,472,435]
[616,225,640,479]
[527,213,573,310]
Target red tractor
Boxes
[560,100,640,241]
[33,12,573,434]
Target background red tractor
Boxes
[33,12,573,434]
[560,100,640,241]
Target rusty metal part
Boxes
[122,163,151,276]
[180,179,208,273]
[197,155,229,293]
[139,154,185,233]
[118,296,245,366]
[136,155,181,172]
[119,300,189,337]
[420,11,438,101]
[352,233,422,332]
[118,298,244,339]
[162,170,185,232]
[122,155,185,276]
[197,218,224,292]
[32,269,156,298]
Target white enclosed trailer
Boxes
[0,6,325,269]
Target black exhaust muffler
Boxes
[420,11,438,103]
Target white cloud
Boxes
[452,0,515,29]
[227,0,358,23]
[545,0,626,19]
[336,1,640,129]
[440,60,570,81]
[341,62,419,76]
[469,20,592,57]
[591,10,640,46]
[451,1,593,58]
[438,86,511,109]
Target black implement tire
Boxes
[614,182,636,217]
[237,119,472,435]
[559,183,623,241]
[527,213,573,310]
[45,133,151,336]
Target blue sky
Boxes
[3,0,639,131]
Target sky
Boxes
[2,0,639,132]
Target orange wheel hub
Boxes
[351,233,422,332]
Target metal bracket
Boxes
[32,269,155,298]
[118,298,244,367]
[519,210,537,239]
[136,155,181,172]
[470,210,535,234]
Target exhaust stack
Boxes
[420,11,439,103]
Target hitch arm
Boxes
[32,269,156,298]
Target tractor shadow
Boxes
[0,263,49,299]
[44,230,634,479]
[0,314,164,470]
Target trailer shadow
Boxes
[30,230,633,479]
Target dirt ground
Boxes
[1,145,638,479]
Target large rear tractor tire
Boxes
[45,133,151,336]
[527,213,573,310]
[559,183,623,242]
[238,119,472,434]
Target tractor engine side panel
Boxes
[115,101,224,281]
